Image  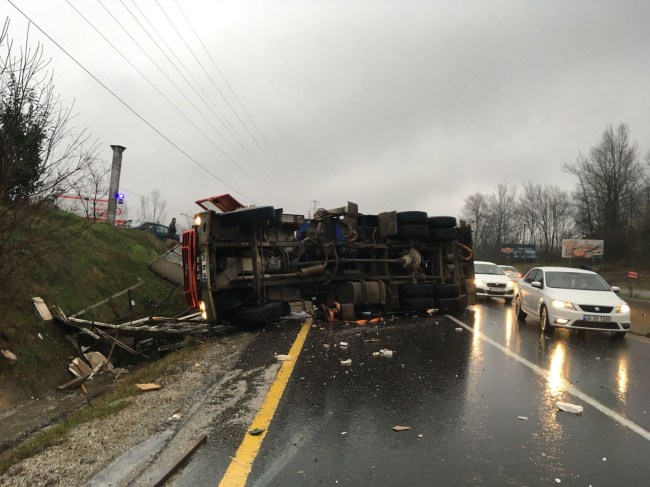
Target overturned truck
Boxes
[181,195,475,325]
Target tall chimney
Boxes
[106,145,126,226]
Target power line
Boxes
[5,0,257,204]
[116,0,289,196]
[171,0,306,203]
[153,0,289,191]
[64,0,275,200]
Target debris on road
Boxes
[340,359,352,366]
[340,341,349,347]
[363,338,380,343]
[556,401,584,414]
[378,349,394,358]
[555,479,561,484]
[276,354,292,361]
[136,383,161,391]
[168,413,182,421]
[69,351,113,378]
[517,416,528,421]
[393,425,411,432]
[248,428,265,436]
[418,434,423,438]
[454,327,463,332]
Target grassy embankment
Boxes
[0,208,200,473]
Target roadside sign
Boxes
[628,271,638,279]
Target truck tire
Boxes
[398,284,435,299]
[434,284,460,298]
[397,224,429,239]
[396,211,428,225]
[430,228,458,241]
[436,297,460,310]
[220,206,276,227]
[230,301,287,326]
[427,216,456,229]
[400,297,435,311]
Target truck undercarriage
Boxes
[182,196,475,325]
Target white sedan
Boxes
[514,266,630,338]
[474,261,515,303]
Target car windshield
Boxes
[475,263,506,275]
[545,271,611,291]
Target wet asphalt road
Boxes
[182,301,650,486]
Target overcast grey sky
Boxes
[3,0,650,223]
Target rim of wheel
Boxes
[541,307,547,330]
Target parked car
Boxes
[474,260,515,303]
[123,220,180,242]
[514,266,630,338]
[498,265,522,281]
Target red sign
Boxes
[628,271,638,279]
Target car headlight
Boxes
[506,281,514,288]
[552,299,576,310]
[475,278,485,287]
[616,304,630,314]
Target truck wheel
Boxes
[397,224,429,239]
[220,206,276,227]
[430,228,458,241]
[427,216,457,229]
[231,301,287,326]
[400,297,435,311]
[396,211,428,225]
[398,284,435,299]
[436,297,460,310]
[434,284,460,298]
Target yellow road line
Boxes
[218,318,312,487]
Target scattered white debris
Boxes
[340,359,352,366]
[372,351,380,357]
[323,343,330,349]
[340,341,349,347]
[517,416,528,421]
[38,333,44,340]
[1,350,17,364]
[168,413,182,421]
[556,401,584,414]
[276,354,292,361]
[602,457,606,462]
[595,356,601,360]
[454,327,462,332]
[393,425,411,432]
[555,479,561,484]
[341,431,347,435]
[418,434,423,438]
[378,349,394,358]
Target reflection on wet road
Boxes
[199,302,650,485]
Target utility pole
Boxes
[106,145,126,226]
[309,200,320,219]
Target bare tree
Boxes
[70,160,110,220]
[484,183,517,249]
[563,123,645,259]
[0,19,101,287]
[460,192,489,250]
[139,189,167,223]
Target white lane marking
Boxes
[447,314,650,442]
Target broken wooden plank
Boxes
[32,297,53,321]
[136,383,161,391]
[57,374,91,391]
[69,280,143,318]
[151,434,207,487]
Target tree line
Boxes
[461,123,650,264]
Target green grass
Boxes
[0,342,200,475]
[0,207,186,404]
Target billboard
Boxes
[54,194,126,224]
[561,239,604,258]
[500,243,536,260]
